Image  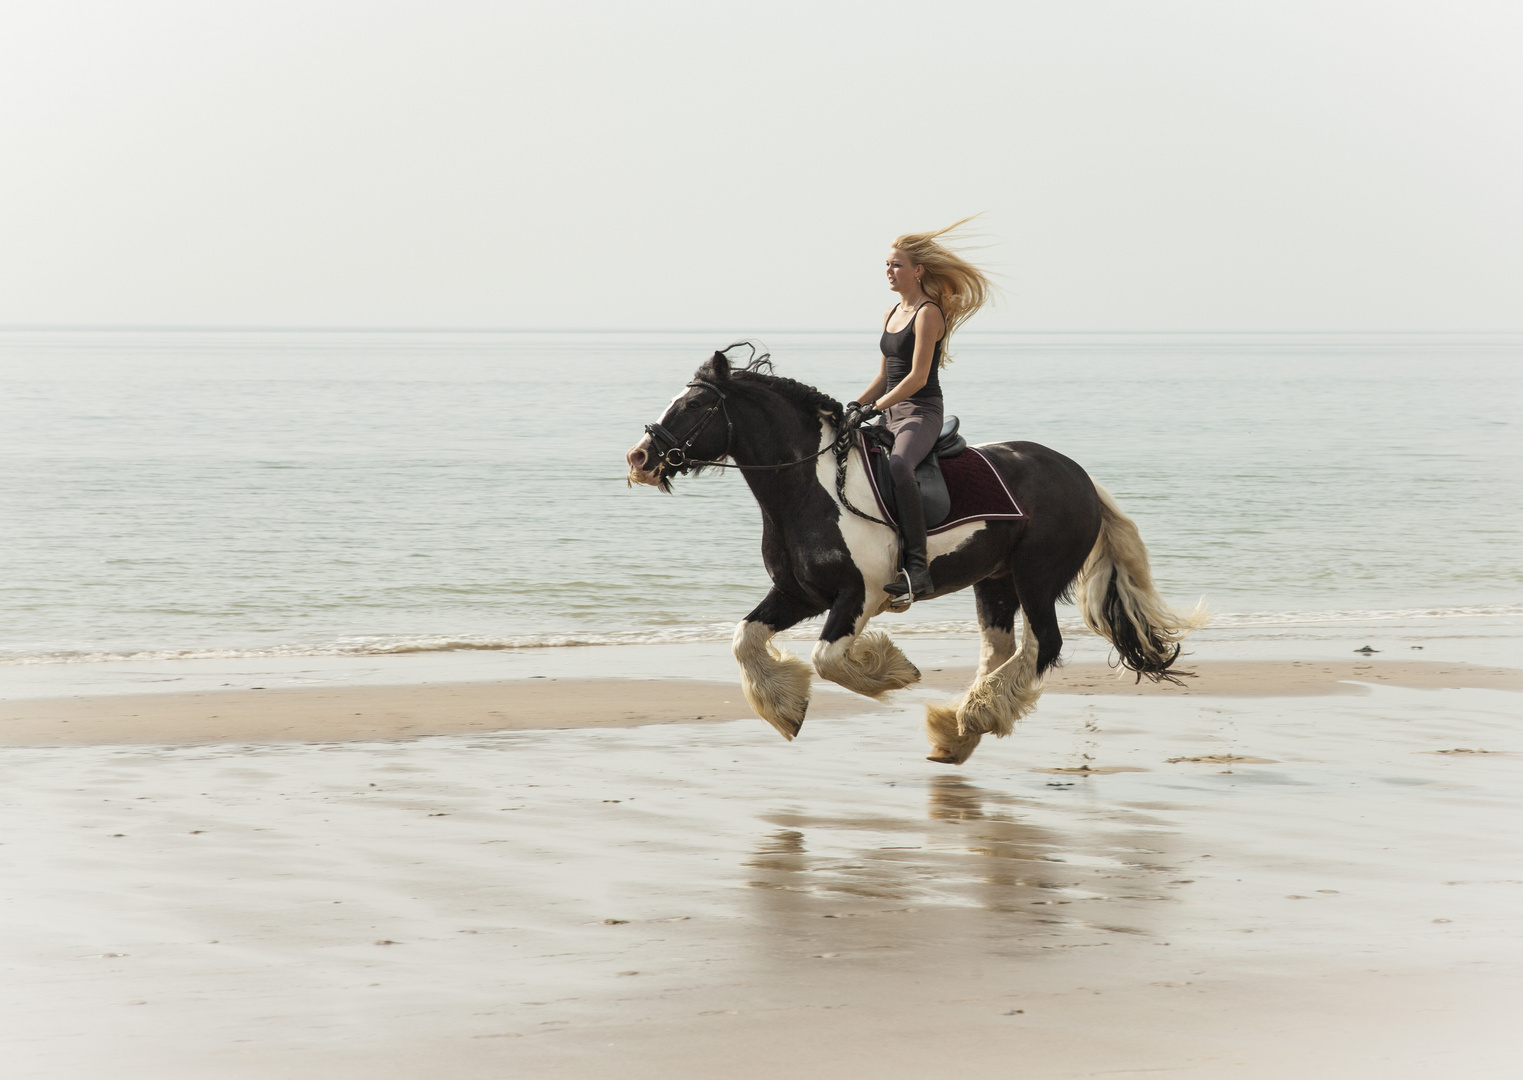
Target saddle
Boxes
[861,416,967,529]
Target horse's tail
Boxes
[1075,481,1208,683]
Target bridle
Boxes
[643,377,851,476]
[641,371,891,527]
[642,377,734,475]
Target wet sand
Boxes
[1,653,1520,1077]
[4,659,1518,746]
[0,677,885,746]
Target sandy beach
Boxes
[2,640,1521,1079]
[2,658,1519,746]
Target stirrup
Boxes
[884,569,914,612]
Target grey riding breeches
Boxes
[882,398,944,487]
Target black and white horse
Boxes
[625,347,1205,764]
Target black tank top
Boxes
[879,301,943,401]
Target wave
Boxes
[1180,603,1523,627]
[3,604,1520,666]
[0,627,744,665]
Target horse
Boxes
[624,345,1206,765]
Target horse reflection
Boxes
[926,773,993,822]
[744,778,1061,919]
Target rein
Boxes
[643,378,890,526]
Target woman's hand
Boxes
[844,402,880,428]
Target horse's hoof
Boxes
[761,712,804,741]
[923,703,983,764]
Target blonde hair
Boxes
[892,216,993,364]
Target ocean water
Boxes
[1,330,1519,665]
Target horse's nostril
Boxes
[626,446,647,470]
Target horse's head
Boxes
[626,347,746,490]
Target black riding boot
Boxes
[884,475,935,601]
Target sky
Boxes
[1,1,1519,331]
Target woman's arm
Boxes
[854,357,888,408]
[873,303,945,410]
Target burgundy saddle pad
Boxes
[861,442,1026,535]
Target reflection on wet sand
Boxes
[744,775,1174,932]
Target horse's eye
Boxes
[683,397,701,410]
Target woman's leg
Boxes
[883,399,943,599]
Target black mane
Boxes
[734,370,844,422]
[695,349,843,423]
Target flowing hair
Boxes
[892,216,993,364]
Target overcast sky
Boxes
[1,1,1519,331]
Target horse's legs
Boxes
[955,570,1064,747]
[927,573,1019,764]
[973,573,1020,678]
[733,588,822,741]
[1018,579,1066,678]
[811,586,921,699]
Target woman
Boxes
[847,219,992,602]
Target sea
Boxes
[2,330,1520,674]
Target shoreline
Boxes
[4,658,1517,747]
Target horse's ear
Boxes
[701,350,731,381]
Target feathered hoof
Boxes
[925,736,981,765]
[812,630,921,699]
[956,697,1003,740]
[956,672,1043,740]
[925,700,983,765]
[737,640,813,743]
[760,709,805,742]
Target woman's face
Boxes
[885,248,922,295]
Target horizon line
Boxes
[2,325,1520,336]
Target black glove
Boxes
[845,402,879,428]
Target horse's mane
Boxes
[698,346,844,422]
[734,369,844,421]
